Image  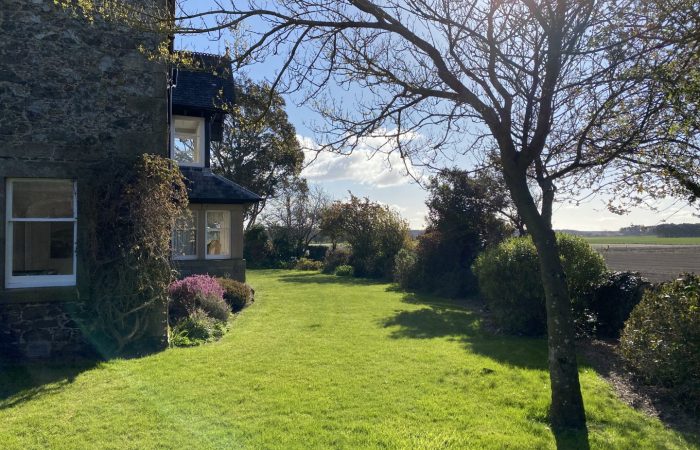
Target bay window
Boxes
[205,210,230,259]
[172,210,198,260]
[5,179,77,288]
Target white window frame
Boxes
[172,209,198,261]
[205,210,231,260]
[171,115,205,168]
[5,179,77,289]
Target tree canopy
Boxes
[211,78,304,228]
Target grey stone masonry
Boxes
[0,0,169,358]
[0,301,92,359]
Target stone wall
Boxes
[0,0,169,357]
[174,258,247,282]
[0,301,92,360]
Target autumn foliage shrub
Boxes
[473,234,606,335]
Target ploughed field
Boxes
[0,270,697,449]
[592,244,700,282]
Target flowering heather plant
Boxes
[169,275,226,322]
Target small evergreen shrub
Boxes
[170,309,226,347]
[335,265,355,277]
[196,294,231,322]
[216,277,253,312]
[168,275,226,322]
[591,271,650,338]
[322,248,351,274]
[295,258,324,271]
[620,274,700,409]
[472,234,606,335]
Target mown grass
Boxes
[584,236,700,245]
[0,270,697,449]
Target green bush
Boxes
[322,247,351,274]
[295,258,324,271]
[307,245,329,261]
[472,234,606,335]
[244,224,274,268]
[591,271,650,338]
[170,309,226,347]
[216,277,254,312]
[196,294,231,322]
[335,265,355,277]
[393,248,419,289]
[620,274,700,409]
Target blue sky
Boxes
[177,33,699,231]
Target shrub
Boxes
[216,277,254,312]
[590,271,650,338]
[335,265,354,277]
[170,309,226,347]
[472,234,606,335]
[168,275,227,322]
[307,245,329,261]
[244,224,274,268]
[322,247,351,274]
[620,274,700,408]
[394,248,419,289]
[295,258,324,271]
[320,195,410,279]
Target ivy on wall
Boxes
[81,154,188,355]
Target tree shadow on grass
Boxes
[0,358,100,410]
[381,290,549,370]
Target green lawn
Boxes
[0,270,696,449]
[584,236,700,245]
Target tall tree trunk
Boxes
[502,165,587,431]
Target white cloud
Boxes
[298,133,423,188]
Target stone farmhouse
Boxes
[0,1,260,358]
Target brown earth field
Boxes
[592,244,700,282]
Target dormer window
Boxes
[172,116,205,167]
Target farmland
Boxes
[592,244,700,282]
[584,236,700,245]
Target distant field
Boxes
[584,236,700,245]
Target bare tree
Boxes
[264,180,330,259]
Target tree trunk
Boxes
[502,165,587,431]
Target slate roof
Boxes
[180,167,262,204]
[172,51,235,111]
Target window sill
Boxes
[0,286,80,304]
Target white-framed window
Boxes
[5,179,77,289]
[171,115,205,167]
[205,210,230,259]
[172,210,198,260]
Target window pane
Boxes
[12,222,74,276]
[173,211,197,257]
[206,211,230,256]
[173,117,201,165]
[12,180,74,218]
[173,136,198,164]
